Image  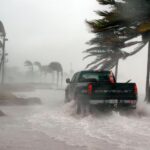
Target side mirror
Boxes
[66,78,71,84]
[126,79,131,83]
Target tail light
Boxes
[109,72,115,84]
[88,83,93,96]
[134,84,138,94]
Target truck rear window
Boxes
[79,72,110,82]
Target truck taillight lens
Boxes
[109,73,115,84]
[88,84,93,95]
[134,84,138,94]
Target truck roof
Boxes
[80,70,111,74]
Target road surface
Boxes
[0,89,150,150]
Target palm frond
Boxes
[100,58,119,70]
[89,59,109,70]
[96,0,115,5]
[125,41,147,57]
[84,46,110,53]
[123,41,142,48]
[34,61,42,67]
[137,21,150,33]
[24,60,33,66]
[85,59,101,69]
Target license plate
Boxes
[90,100,118,104]
[108,100,118,104]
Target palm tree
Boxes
[85,0,141,81]
[34,61,43,75]
[48,62,63,87]
[34,61,63,86]
[86,0,150,101]
[0,21,7,84]
[84,33,140,80]
[0,41,3,73]
[24,60,34,82]
[0,21,6,37]
[112,0,150,101]
[24,60,33,71]
[0,22,4,77]
[34,61,51,76]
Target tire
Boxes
[76,94,82,114]
[75,94,91,115]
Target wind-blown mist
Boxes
[0,0,147,94]
[19,89,150,150]
[0,0,99,73]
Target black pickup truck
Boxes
[65,70,138,113]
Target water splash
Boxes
[24,90,150,150]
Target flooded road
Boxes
[0,89,150,150]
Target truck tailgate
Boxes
[90,83,137,100]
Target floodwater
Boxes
[0,89,150,150]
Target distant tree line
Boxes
[24,60,63,87]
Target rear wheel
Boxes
[75,94,91,115]
[76,95,82,114]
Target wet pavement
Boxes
[0,89,150,150]
[0,89,85,150]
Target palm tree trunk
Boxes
[61,72,63,87]
[31,65,34,83]
[1,36,6,84]
[57,71,59,87]
[145,41,150,102]
[115,60,119,82]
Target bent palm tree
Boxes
[86,0,150,101]
[0,21,6,37]
[24,60,33,72]
[48,62,63,87]
[34,61,43,76]
[34,61,63,86]
[85,0,141,81]
[0,41,3,73]
[24,60,34,82]
[34,61,51,76]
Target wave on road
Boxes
[26,90,150,150]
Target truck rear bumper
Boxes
[90,100,118,104]
[90,99,136,104]
[90,100,137,109]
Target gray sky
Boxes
[0,0,148,93]
[0,0,99,72]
